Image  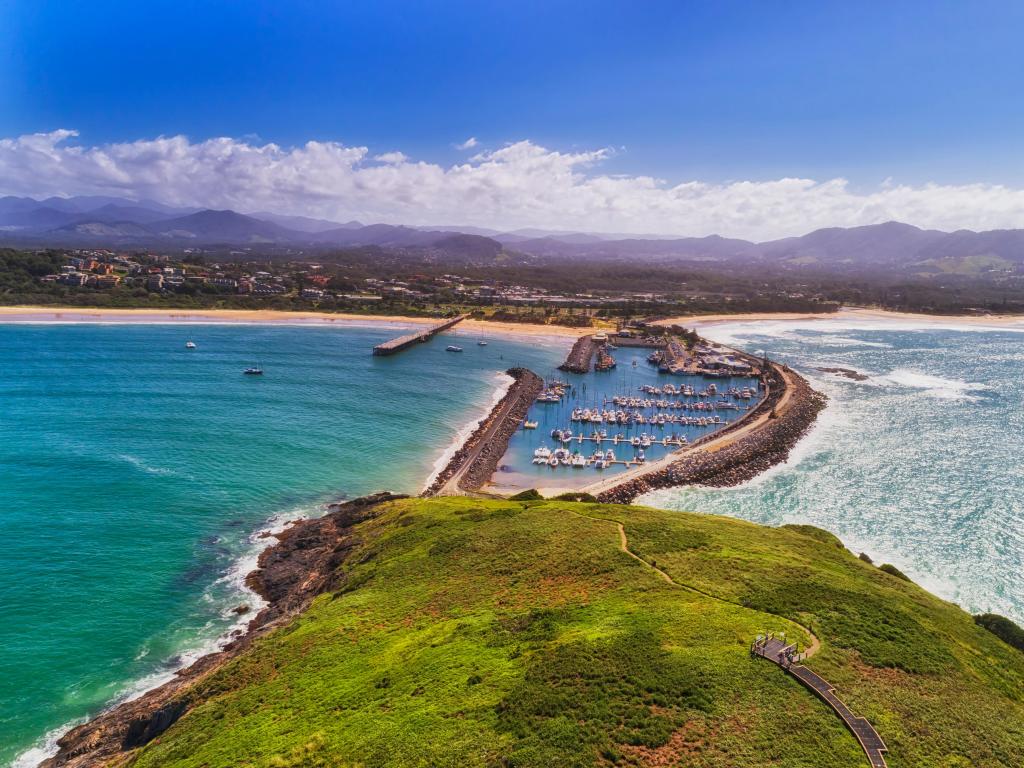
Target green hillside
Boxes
[130,498,1024,768]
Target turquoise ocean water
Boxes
[642,318,1024,628]
[0,322,565,766]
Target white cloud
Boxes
[455,136,478,150]
[374,151,408,164]
[5,129,1024,240]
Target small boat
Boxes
[446,345,463,352]
[533,446,551,459]
[185,340,196,349]
[243,364,263,375]
[548,454,560,467]
[523,420,538,429]
[477,340,488,346]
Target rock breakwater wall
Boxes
[422,367,544,496]
[596,366,826,504]
[558,335,596,373]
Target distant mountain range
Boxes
[2,195,1024,278]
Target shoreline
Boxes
[423,367,545,496]
[0,305,588,340]
[41,493,406,768]
[658,306,1024,329]
[4,303,1024,337]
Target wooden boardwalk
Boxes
[372,315,467,355]
[753,635,888,768]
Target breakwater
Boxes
[595,365,826,503]
[372,314,467,355]
[558,334,596,373]
[423,367,545,496]
[42,492,405,768]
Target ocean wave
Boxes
[421,371,515,493]
[9,720,88,768]
[873,369,991,401]
[115,453,178,476]
[9,503,321,768]
[699,316,1024,350]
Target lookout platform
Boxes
[372,315,468,356]
[753,634,888,768]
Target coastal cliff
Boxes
[42,492,405,768]
[42,497,1024,768]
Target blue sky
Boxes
[5,0,1024,185]
[3,1,1024,236]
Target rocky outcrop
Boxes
[423,367,544,495]
[42,492,405,768]
[558,335,595,373]
[597,367,826,504]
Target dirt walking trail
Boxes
[576,511,821,659]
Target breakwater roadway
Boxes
[372,314,467,355]
[558,334,596,373]
[423,367,545,496]
[591,364,826,503]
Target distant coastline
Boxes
[3,304,1024,332]
[0,305,587,340]
[659,306,1024,328]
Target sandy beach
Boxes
[3,304,1024,338]
[658,306,1024,328]
[0,306,589,339]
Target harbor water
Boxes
[492,346,761,492]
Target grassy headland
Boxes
[90,497,1024,768]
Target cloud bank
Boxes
[4,129,1024,240]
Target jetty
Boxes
[372,314,468,356]
[424,368,545,496]
[753,634,888,768]
[558,334,596,373]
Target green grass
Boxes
[130,499,1024,768]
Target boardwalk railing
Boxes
[753,635,888,768]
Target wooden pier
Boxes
[372,315,468,356]
[753,634,888,768]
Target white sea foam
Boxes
[8,504,319,768]
[873,369,991,401]
[421,371,515,493]
[115,453,178,476]
[698,315,1024,350]
[8,720,88,768]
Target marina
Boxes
[488,345,764,493]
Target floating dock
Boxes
[372,314,468,356]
